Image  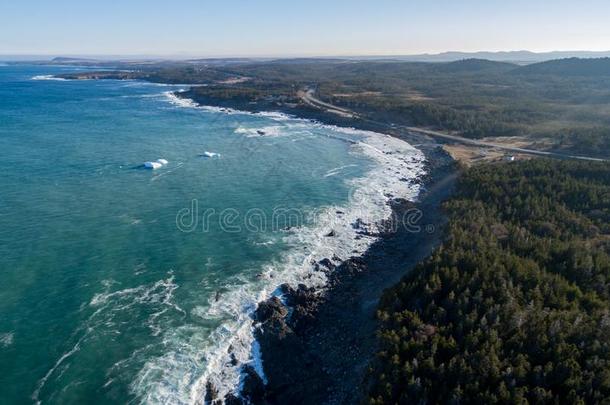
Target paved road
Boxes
[299,88,357,118]
[300,88,608,162]
[401,126,608,162]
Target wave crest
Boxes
[130,105,426,403]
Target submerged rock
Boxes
[204,381,220,405]
[318,258,335,271]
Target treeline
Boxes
[306,62,610,156]
[366,159,610,404]
[334,97,525,139]
[181,82,300,111]
[558,128,610,156]
[513,57,610,77]
[83,58,610,157]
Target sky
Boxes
[1,0,610,57]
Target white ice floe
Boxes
[144,159,168,170]
[200,151,221,158]
[144,162,162,170]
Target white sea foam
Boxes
[32,333,87,404]
[324,164,358,178]
[0,332,14,347]
[233,125,284,137]
[251,239,275,246]
[31,75,68,81]
[129,100,426,404]
[121,82,189,88]
[163,91,304,122]
[164,91,200,108]
[33,274,183,403]
[164,90,241,115]
[254,111,294,121]
[119,93,167,99]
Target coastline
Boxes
[36,73,456,403]
[174,88,392,134]
[15,53,610,403]
[173,90,458,403]
[240,149,455,404]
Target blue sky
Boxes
[1,0,609,56]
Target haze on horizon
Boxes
[1,0,610,57]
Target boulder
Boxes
[240,365,266,404]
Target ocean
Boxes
[0,65,425,404]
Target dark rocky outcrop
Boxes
[240,365,266,404]
[318,258,335,271]
[223,393,244,405]
[236,144,456,404]
[204,381,220,405]
[239,284,329,404]
[253,297,287,325]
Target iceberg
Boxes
[144,159,168,169]
[144,161,163,170]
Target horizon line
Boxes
[3,49,610,61]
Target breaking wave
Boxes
[31,75,68,81]
[129,91,427,404]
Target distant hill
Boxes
[354,50,610,64]
[51,57,99,63]
[513,57,610,76]
[432,58,516,73]
[4,50,610,65]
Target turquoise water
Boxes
[0,65,425,404]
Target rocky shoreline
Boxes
[237,150,454,405]
[53,75,456,403]
[183,88,458,404]
[175,88,381,131]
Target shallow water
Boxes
[0,65,425,403]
